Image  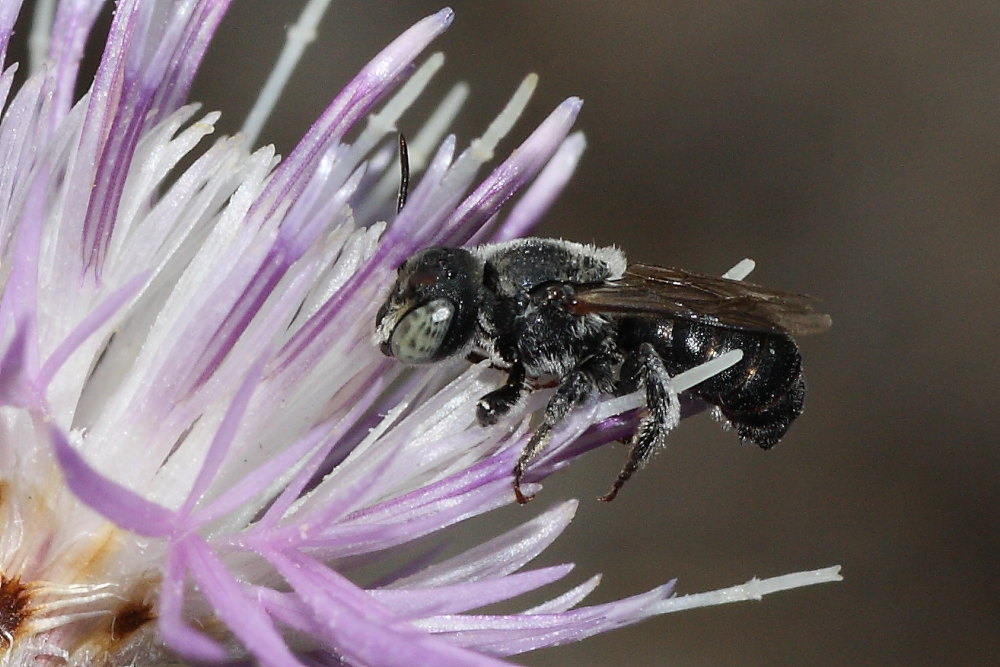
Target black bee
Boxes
[375,139,830,503]
[374,236,830,504]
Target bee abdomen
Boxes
[670,323,807,449]
[722,374,805,448]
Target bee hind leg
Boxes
[600,343,680,502]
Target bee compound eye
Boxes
[389,298,455,363]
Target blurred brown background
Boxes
[198,2,998,665]
[36,1,1000,664]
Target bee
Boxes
[375,139,830,503]
[374,236,830,503]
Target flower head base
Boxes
[0,2,839,664]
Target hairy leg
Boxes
[513,355,617,504]
[600,343,680,502]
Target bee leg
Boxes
[477,362,527,426]
[614,354,642,396]
[601,343,680,502]
[513,356,615,504]
[513,424,553,505]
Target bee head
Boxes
[374,247,483,364]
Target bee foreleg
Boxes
[476,362,527,426]
[513,355,615,504]
[601,343,680,502]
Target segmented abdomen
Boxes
[666,320,805,447]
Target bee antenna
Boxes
[396,134,409,213]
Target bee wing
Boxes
[571,263,832,335]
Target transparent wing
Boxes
[570,263,832,335]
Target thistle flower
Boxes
[0,2,840,665]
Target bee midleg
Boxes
[476,361,527,426]
[513,353,617,504]
[600,342,679,502]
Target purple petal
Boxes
[391,501,578,588]
[37,270,148,390]
[210,373,392,532]
[0,121,50,368]
[48,424,175,537]
[371,564,575,618]
[0,0,20,63]
[0,318,35,407]
[192,416,337,529]
[417,583,675,656]
[523,574,603,614]
[46,0,107,120]
[177,348,270,520]
[443,97,583,245]
[183,537,302,666]
[149,1,233,115]
[335,444,514,525]
[269,549,508,667]
[252,8,454,225]
[255,586,326,639]
[157,543,228,661]
[77,0,232,277]
[492,132,587,241]
[264,460,512,555]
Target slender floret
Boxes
[0,2,839,664]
